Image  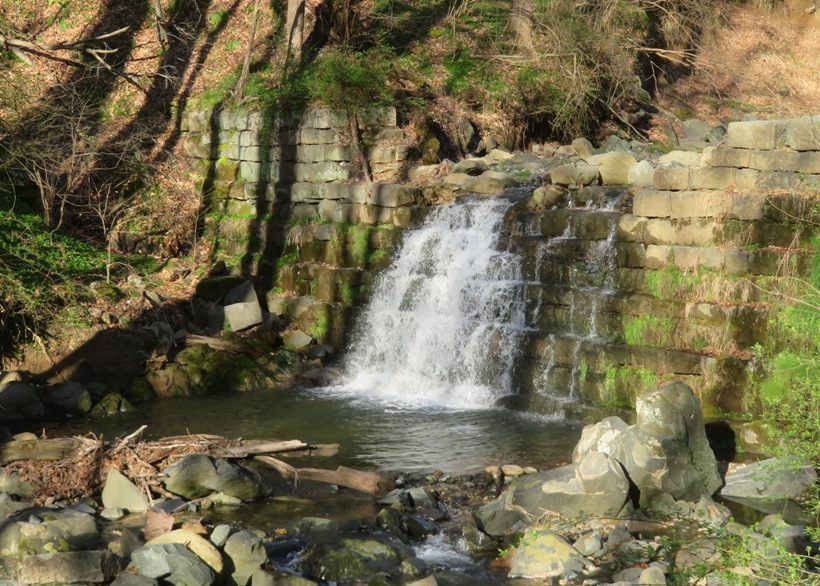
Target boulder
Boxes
[628,160,655,187]
[162,454,271,500]
[527,186,563,210]
[0,381,45,423]
[298,537,404,583]
[585,151,638,185]
[509,530,591,580]
[110,575,160,586]
[550,164,600,187]
[451,158,489,176]
[19,550,121,584]
[224,281,263,332]
[251,569,318,586]
[574,383,722,505]
[102,469,150,512]
[195,275,247,301]
[223,529,267,586]
[571,137,596,159]
[147,529,224,575]
[130,543,215,586]
[282,329,313,351]
[16,508,100,555]
[474,454,630,539]
[720,457,817,502]
[658,150,702,167]
[41,381,92,415]
[91,393,135,416]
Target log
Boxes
[254,455,393,495]
[0,438,82,464]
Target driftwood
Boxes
[1,429,346,504]
[255,455,394,495]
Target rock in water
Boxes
[162,454,270,500]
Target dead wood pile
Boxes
[1,426,341,504]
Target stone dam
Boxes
[180,109,820,419]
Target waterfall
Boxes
[340,196,528,409]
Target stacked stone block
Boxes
[513,115,820,415]
[180,107,424,347]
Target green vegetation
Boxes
[622,314,675,347]
[603,364,657,408]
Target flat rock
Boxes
[147,529,224,574]
[19,550,121,584]
[130,542,215,586]
[102,469,150,512]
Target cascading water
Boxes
[340,196,528,408]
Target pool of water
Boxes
[47,385,583,475]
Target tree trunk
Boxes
[235,0,264,100]
[508,0,535,54]
[286,0,306,66]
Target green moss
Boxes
[622,314,675,347]
[603,365,657,409]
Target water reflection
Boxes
[48,386,582,475]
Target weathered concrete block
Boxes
[724,249,750,274]
[359,106,398,129]
[368,145,410,164]
[294,128,338,145]
[616,214,647,242]
[293,162,351,183]
[368,184,419,207]
[689,167,738,190]
[653,166,691,191]
[182,134,210,159]
[783,115,820,151]
[300,108,348,129]
[296,144,352,163]
[238,130,259,147]
[727,120,787,150]
[644,219,716,246]
[318,200,356,223]
[239,161,261,182]
[633,189,671,217]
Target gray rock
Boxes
[675,539,721,570]
[224,301,263,332]
[223,529,267,586]
[147,529,224,575]
[451,158,489,176]
[550,163,600,187]
[41,381,92,415]
[102,469,150,512]
[298,537,403,583]
[130,543,215,586]
[571,137,596,159]
[509,530,591,580]
[602,135,632,152]
[251,569,318,585]
[282,330,313,351]
[628,160,655,187]
[0,470,31,498]
[210,524,231,548]
[162,454,270,500]
[757,514,806,552]
[585,151,638,185]
[0,381,45,423]
[720,457,817,502]
[19,550,121,584]
[17,508,100,554]
[572,532,603,557]
[111,575,160,586]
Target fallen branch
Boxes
[255,455,394,495]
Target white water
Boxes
[339,197,528,409]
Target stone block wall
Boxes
[512,115,820,416]
[180,107,426,347]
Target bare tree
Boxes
[286,0,306,66]
[507,0,535,54]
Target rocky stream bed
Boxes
[1,382,818,585]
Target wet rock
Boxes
[252,569,318,585]
[508,530,592,580]
[527,186,562,210]
[404,515,438,539]
[147,529,224,575]
[91,393,135,416]
[130,542,215,586]
[102,470,150,512]
[162,454,271,500]
[122,378,156,404]
[461,175,512,195]
[299,537,404,582]
[297,517,340,535]
[720,457,817,502]
[42,381,92,415]
[223,529,267,586]
[0,381,45,424]
[19,550,121,584]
